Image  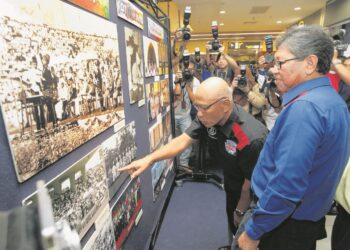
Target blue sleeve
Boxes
[245,101,324,240]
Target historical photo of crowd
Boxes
[0,2,124,182]
[143,36,159,77]
[22,147,109,239]
[111,178,142,250]
[83,207,116,250]
[101,121,137,199]
[149,119,163,152]
[158,43,169,75]
[125,27,145,104]
[151,160,167,201]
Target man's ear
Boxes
[222,99,231,112]
[305,55,318,75]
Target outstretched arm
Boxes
[118,133,193,178]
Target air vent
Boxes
[250,6,270,14]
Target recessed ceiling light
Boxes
[294,7,301,11]
[219,10,226,14]
[219,23,224,26]
[276,20,282,24]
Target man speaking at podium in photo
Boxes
[119,76,268,247]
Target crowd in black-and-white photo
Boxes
[102,122,137,196]
[111,178,142,249]
[87,215,115,250]
[0,15,124,181]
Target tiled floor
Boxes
[316,215,335,250]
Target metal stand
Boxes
[175,136,223,189]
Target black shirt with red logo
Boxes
[185,104,268,192]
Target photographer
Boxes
[206,44,240,85]
[232,65,266,124]
[256,55,282,130]
[173,55,200,171]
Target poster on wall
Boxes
[117,0,144,30]
[125,27,145,105]
[146,82,161,122]
[111,177,143,250]
[151,160,166,201]
[143,36,159,77]
[23,147,109,239]
[0,0,124,182]
[83,207,116,250]
[147,17,164,43]
[162,111,171,144]
[65,0,110,18]
[102,121,137,199]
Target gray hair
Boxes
[276,25,334,74]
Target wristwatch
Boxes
[234,208,245,217]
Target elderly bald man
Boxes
[119,77,268,247]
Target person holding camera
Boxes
[206,45,240,85]
[256,55,283,130]
[173,56,200,171]
[119,77,268,249]
[232,65,266,125]
[234,25,350,250]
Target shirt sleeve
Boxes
[245,100,324,240]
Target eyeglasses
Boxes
[274,57,301,69]
[194,97,228,111]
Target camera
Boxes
[209,21,221,52]
[181,6,192,41]
[194,47,202,72]
[249,60,257,80]
[180,50,193,86]
[264,35,274,63]
[332,29,348,58]
[237,65,247,88]
[266,70,277,89]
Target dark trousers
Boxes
[332,204,350,250]
[258,216,326,250]
[226,190,240,235]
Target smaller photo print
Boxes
[143,36,159,77]
[83,207,115,250]
[111,178,142,250]
[102,122,137,199]
[149,120,163,153]
[158,43,169,75]
[162,111,171,144]
[160,79,170,112]
[151,160,167,201]
[146,82,161,122]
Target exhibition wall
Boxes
[0,0,174,249]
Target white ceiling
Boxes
[172,0,327,34]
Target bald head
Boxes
[196,77,233,102]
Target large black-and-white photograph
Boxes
[22,147,109,239]
[111,178,142,250]
[125,27,145,104]
[0,0,124,182]
[102,121,137,199]
[83,207,116,250]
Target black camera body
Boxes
[237,65,247,88]
[332,29,348,57]
[266,70,277,90]
[181,6,192,41]
[249,61,257,80]
[209,21,221,52]
[180,50,193,87]
[194,47,202,72]
[264,35,274,63]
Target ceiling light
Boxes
[219,10,226,14]
[276,20,282,24]
[220,23,224,26]
[294,7,301,11]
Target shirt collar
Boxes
[282,76,330,106]
[217,105,244,137]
